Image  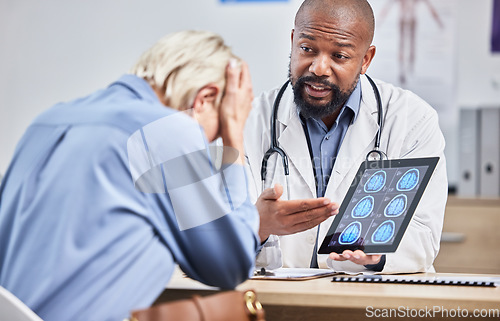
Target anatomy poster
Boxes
[368,0,457,132]
[493,0,500,53]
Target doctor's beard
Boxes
[290,74,358,120]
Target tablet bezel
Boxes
[318,157,439,255]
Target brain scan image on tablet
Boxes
[339,221,363,245]
[384,194,407,217]
[364,170,387,193]
[319,157,439,254]
[352,196,375,218]
[371,220,396,244]
[397,168,420,191]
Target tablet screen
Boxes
[318,157,439,254]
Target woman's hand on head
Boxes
[219,59,254,163]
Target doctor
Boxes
[244,0,448,273]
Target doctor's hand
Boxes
[329,250,382,266]
[256,184,339,241]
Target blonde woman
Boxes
[0,30,259,321]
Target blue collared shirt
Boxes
[303,81,361,198]
[302,81,386,272]
[0,75,260,321]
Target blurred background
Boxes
[1,0,499,190]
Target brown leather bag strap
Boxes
[128,290,265,321]
[193,290,264,321]
[191,295,206,321]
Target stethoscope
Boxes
[260,74,385,199]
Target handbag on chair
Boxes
[125,290,265,321]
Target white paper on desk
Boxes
[251,268,341,280]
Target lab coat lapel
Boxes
[326,75,380,197]
[276,88,317,198]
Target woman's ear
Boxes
[192,85,220,114]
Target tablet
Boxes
[318,157,439,255]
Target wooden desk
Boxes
[435,197,500,274]
[160,268,500,321]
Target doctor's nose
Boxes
[309,55,332,77]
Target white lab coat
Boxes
[244,75,448,273]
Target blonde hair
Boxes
[130,30,235,110]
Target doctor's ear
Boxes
[360,45,376,75]
[192,85,220,113]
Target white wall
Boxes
[456,0,500,107]
[0,0,303,174]
[1,0,500,186]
